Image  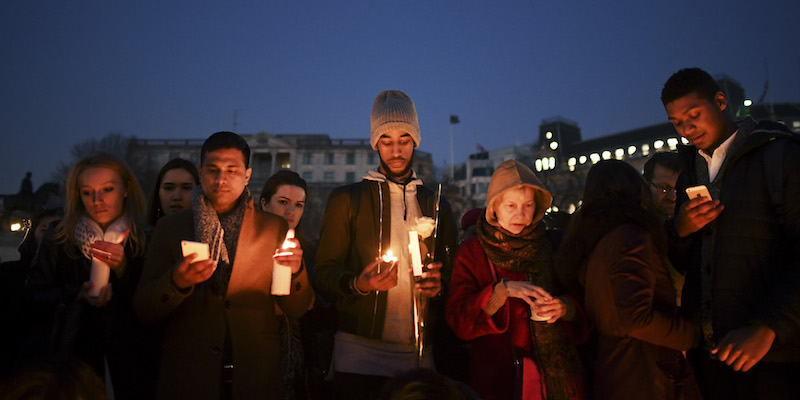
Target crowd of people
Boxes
[0,67,798,400]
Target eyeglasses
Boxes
[649,181,676,195]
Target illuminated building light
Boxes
[602,151,612,160]
[681,137,689,144]
[546,131,553,140]
[569,165,575,171]
[590,153,600,163]
[548,157,556,169]
[744,99,752,107]
[568,157,577,166]
[628,145,636,155]
[654,140,664,149]
[535,159,543,172]
[579,155,587,164]
[568,203,576,213]
[550,141,559,150]
[615,148,624,159]
[10,223,22,232]
[667,137,679,150]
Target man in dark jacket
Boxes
[313,90,458,400]
[663,67,800,399]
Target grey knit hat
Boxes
[370,90,420,149]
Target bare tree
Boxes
[49,132,145,193]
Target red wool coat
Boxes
[445,237,588,400]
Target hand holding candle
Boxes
[272,229,303,295]
[88,229,130,298]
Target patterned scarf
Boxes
[74,216,129,260]
[191,186,250,295]
[478,217,586,400]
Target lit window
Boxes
[568,204,576,213]
[590,153,600,163]
[642,144,650,156]
[535,159,543,172]
[602,151,612,160]
[793,121,800,129]
[667,138,679,150]
[546,131,553,140]
[548,157,556,169]
[628,145,636,155]
[579,155,587,164]
[744,99,752,107]
[654,140,664,149]
[568,157,576,166]
[550,141,558,150]
[615,148,624,159]
[569,165,575,171]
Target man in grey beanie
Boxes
[313,90,459,399]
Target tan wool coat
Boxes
[133,202,313,400]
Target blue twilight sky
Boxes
[1,0,798,194]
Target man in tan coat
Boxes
[134,131,313,399]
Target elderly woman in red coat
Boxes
[446,160,587,400]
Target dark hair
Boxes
[556,160,666,289]
[661,67,721,105]
[1,356,106,400]
[378,368,474,400]
[200,131,250,168]
[259,170,307,205]
[642,151,682,181]
[146,158,200,226]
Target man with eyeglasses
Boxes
[643,151,682,220]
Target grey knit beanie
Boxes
[370,90,420,149]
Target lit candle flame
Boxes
[382,250,397,263]
[281,228,296,250]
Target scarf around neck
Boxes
[74,215,129,260]
[191,186,250,294]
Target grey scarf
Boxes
[191,186,251,295]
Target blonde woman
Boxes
[27,153,155,399]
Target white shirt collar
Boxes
[699,130,738,182]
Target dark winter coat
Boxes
[26,226,157,399]
[670,118,800,363]
[313,179,457,343]
[584,224,700,400]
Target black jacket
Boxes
[313,177,457,341]
[669,118,800,363]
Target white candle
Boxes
[408,231,424,277]
[89,258,110,297]
[271,229,296,296]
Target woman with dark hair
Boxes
[26,153,155,399]
[260,170,323,400]
[446,160,587,400]
[146,158,199,226]
[557,159,700,400]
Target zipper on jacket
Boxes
[371,180,383,337]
